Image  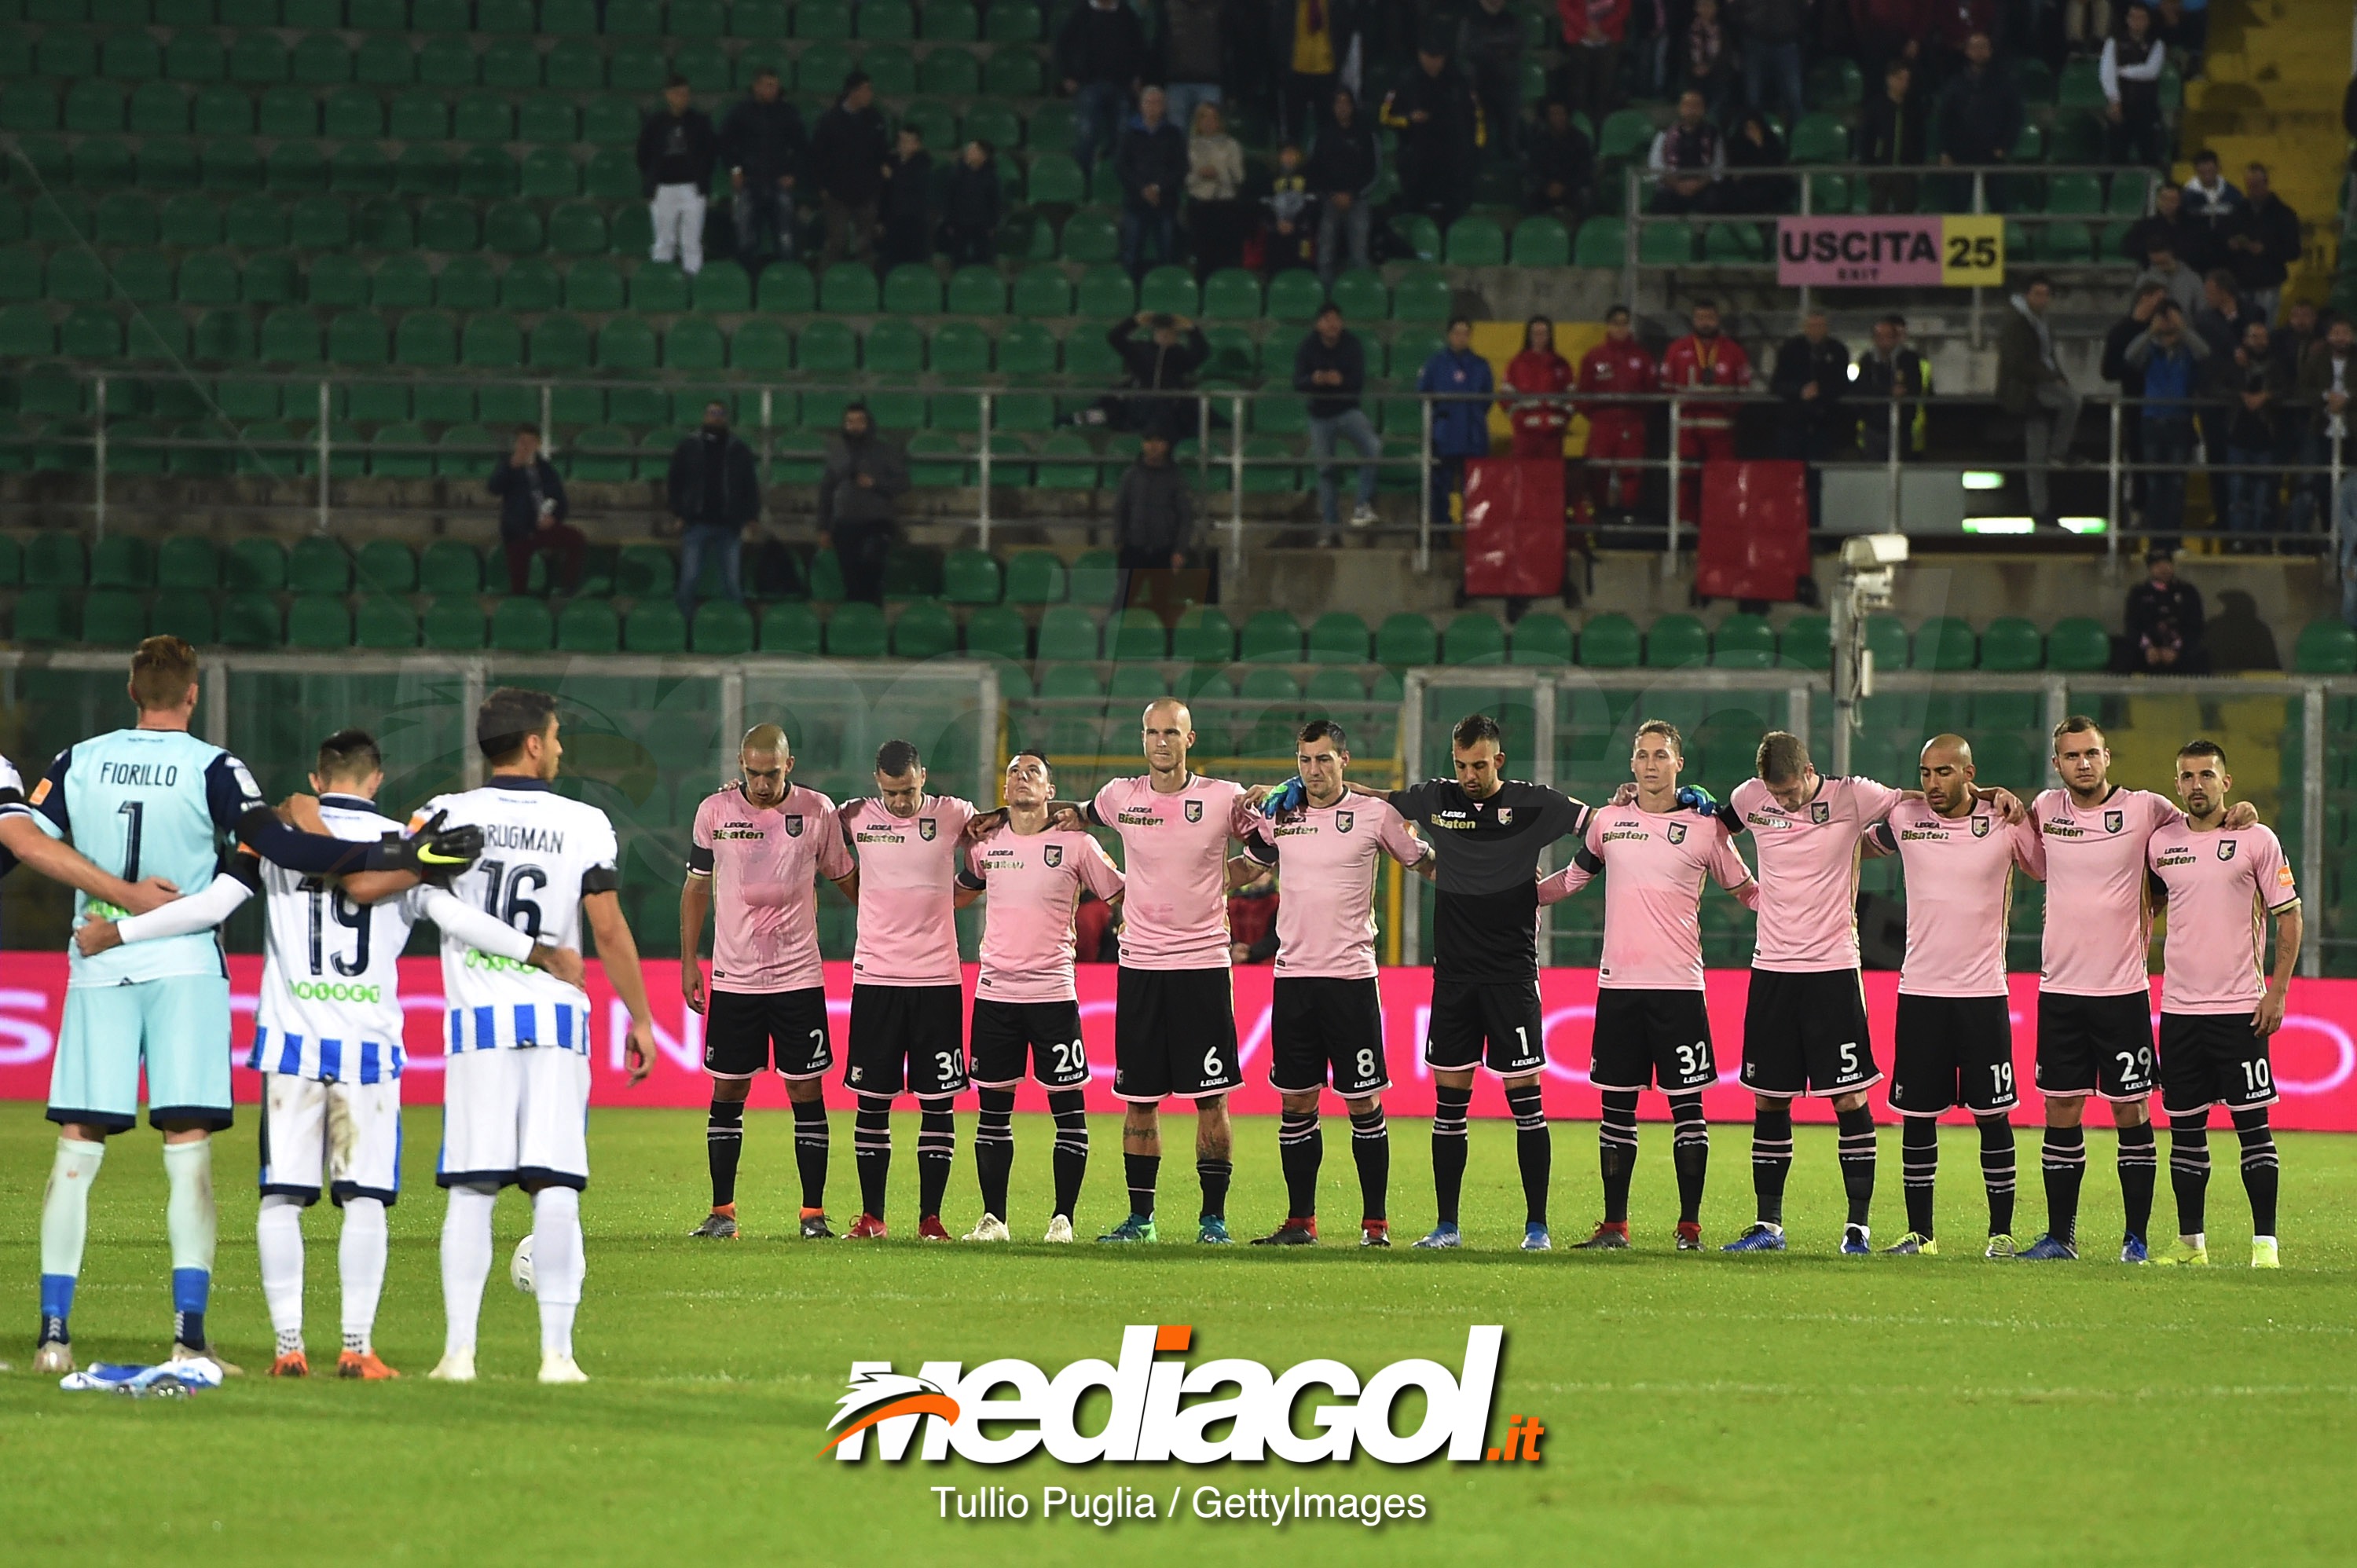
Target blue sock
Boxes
[172,1266,209,1349]
[38,1273,75,1342]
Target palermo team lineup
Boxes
[0,632,2304,1386]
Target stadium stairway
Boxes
[2183,0,2344,306]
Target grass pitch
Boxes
[2,1102,2354,1566]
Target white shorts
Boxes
[438,1046,591,1192]
[259,1072,404,1206]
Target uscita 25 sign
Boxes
[1777,215,2006,287]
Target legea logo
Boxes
[824,1324,1514,1466]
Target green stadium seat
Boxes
[1032,604,1098,661]
[625,600,688,654]
[1775,613,1829,669]
[79,589,145,647]
[2044,616,2111,672]
[220,592,283,647]
[1139,266,1198,317]
[1372,610,1438,667]
[1790,112,1849,163]
[1713,613,1776,668]
[1239,610,1301,663]
[2295,619,2357,674]
[553,599,619,653]
[1103,606,1164,661]
[87,536,151,590]
[1266,268,1329,323]
[1305,611,1369,664]
[417,539,482,597]
[823,602,887,658]
[147,588,218,646]
[1077,265,1135,317]
[1171,605,1233,664]
[1503,613,1571,665]
[1913,616,1978,670]
[960,603,1026,662]
[1440,612,1503,665]
[758,601,822,654]
[1003,550,1066,605]
[1578,611,1641,668]
[1644,614,1708,668]
[1970,615,2040,673]
[1391,268,1453,322]
[1446,216,1506,265]
[487,596,552,651]
[284,594,350,649]
[1511,215,1571,266]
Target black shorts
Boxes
[2035,991,2155,1101]
[1889,994,2018,1116]
[1270,976,1388,1098]
[1740,969,1879,1098]
[1424,978,1547,1077]
[970,997,1090,1090]
[703,986,832,1080]
[845,983,969,1098]
[2160,1012,2277,1115]
[1589,988,1717,1094]
[1113,966,1242,1102]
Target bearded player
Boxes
[1539,720,1757,1250]
[681,723,860,1240]
[2146,742,2300,1269]
[955,750,1123,1242]
[1236,720,1431,1248]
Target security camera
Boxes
[1841,533,1909,569]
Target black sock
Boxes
[790,1096,830,1211]
[915,1097,955,1222]
[2234,1107,2278,1236]
[1669,1094,1708,1226]
[1277,1108,1321,1221]
[853,1096,893,1218]
[1349,1106,1389,1222]
[1197,1156,1233,1222]
[1901,1116,1937,1239]
[2168,1111,2210,1236]
[2042,1123,2086,1247]
[1978,1114,2016,1236]
[1124,1150,1159,1221]
[1505,1083,1549,1227]
[974,1089,1016,1219]
[1048,1090,1089,1222]
[1431,1083,1472,1226]
[2117,1119,2157,1242]
[1597,1090,1639,1225]
[1836,1105,1877,1229]
[1750,1103,1793,1226]
[706,1096,745,1209]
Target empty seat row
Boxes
[0,0,1048,42]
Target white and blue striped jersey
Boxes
[26,727,265,987]
[0,752,25,877]
[414,779,619,1054]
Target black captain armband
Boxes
[1244,834,1278,866]
[686,846,715,876]
[581,865,621,895]
[220,851,265,892]
[1713,803,1743,835]
[955,866,986,892]
[1572,844,1604,876]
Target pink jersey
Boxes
[687,782,854,994]
[838,794,977,987]
[1243,797,1428,980]
[1090,773,1258,970]
[1538,805,1758,991]
[2033,786,2182,995]
[1729,775,1906,973]
[1870,800,2042,998]
[2148,822,2299,1014]
[962,826,1125,1002]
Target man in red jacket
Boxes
[1659,299,1752,524]
[1576,306,1656,516]
[1557,0,1631,126]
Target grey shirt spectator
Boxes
[818,408,910,605]
[1113,449,1195,563]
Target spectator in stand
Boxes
[2300,315,2354,545]
[1853,313,1927,463]
[1850,0,1928,78]
[1159,0,1232,137]
[1101,310,1210,433]
[720,68,803,271]
[2272,297,2322,383]
[1927,0,2004,82]
[1273,0,1364,148]
[816,402,908,606]
[2122,301,2207,543]
[1112,429,1197,575]
[1681,0,1739,119]
[879,124,934,269]
[2222,163,2300,324]
[2193,266,2249,359]
[1262,141,1317,274]
[2272,300,2326,531]
[1307,90,1380,283]
[1506,313,1577,460]
[1736,0,1809,134]
[668,401,761,619]
[2104,281,2169,508]
[1185,102,1249,277]
[1296,304,1381,544]
[2181,148,2245,258]
[2121,549,2211,672]
[1660,298,1753,522]
[2218,317,2291,546]
[2101,3,2168,167]
[638,76,719,277]
[1382,38,1486,229]
[1997,274,2080,528]
[1648,89,1726,214]
[1460,0,1529,159]
[1723,108,1794,214]
[1523,97,1596,218]
[487,427,581,596]
[1418,317,1496,534]
[1575,306,1656,515]
[1771,308,1850,524]
[1116,86,1189,279]
[2124,182,2205,270]
[1935,33,2023,208]
[810,73,889,266]
[1058,0,1149,185]
[2133,236,2201,315]
[940,139,1002,266]
[2154,0,2206,77]
[2066,0,2117,56]
[1557,0,1633,126]
[1861,58,1929,214]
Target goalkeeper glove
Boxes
[1261,777,1307,818]
[366,809,485,883]
[1675,784,1721,816]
